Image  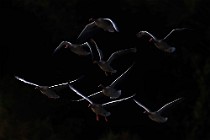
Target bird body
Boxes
[136,28,188,53]
[15,76,82,99]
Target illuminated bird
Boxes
[133,97,183,123]
[72,63,134,101]
[77,17,119,43]
[68,84,135,122]
[53,41,93,59]
[15,76,82,99]
[136,28,188,53]
[91,39,137,76]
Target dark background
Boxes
[1,0,210,140]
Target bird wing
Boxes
[133,99,151,112]
[83,42,94,60]
[157,97,183,114]
[110,63,134,87]
[163,28,188,41]
[53,41,71,54]
[102,93,135,107]
[77,22,102,43]
[107,48,137,64]
[15,76,40,87]
[90,39,104,61]
[68,84,93,104]
[71,90,103,101]
[103,18,119,32]
[49,76,84,89]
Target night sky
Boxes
[1,0,210,140]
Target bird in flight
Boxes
[15,75,83,99]
[133,97,184,123]
[77,17,119,43]
[136,28,188,53]
[71,63,134,101]
[90,39,137,76]
[68,84,135,122]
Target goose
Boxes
[77,17,119,43]
[53,41,93,60]
[15,76,83,99]
[136,28,188,53]
[72,63,134,101]
[90,39,137,76]
[68,84,135,122]
[133,97,183,123]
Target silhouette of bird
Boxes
[90,39,137,76]
[68,84,135,122]
[15,76,83,99]
[77,17,119,43]
[136,28,188,53]
[133,97,183,123]
[53,41,93,60]
[71,63,134,101]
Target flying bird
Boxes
[68,84,135,122]
[136,28,188,53]
[77,17,119,43]
[133,97,183,123]
[53,41,93,60]
[15,76,83,99]
[71,63,134,101]
[90,39,137,76]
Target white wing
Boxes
[102,93,135,107]
[90,39,103,61]
[133,99,151,113]
[15,76,40,87]
[71,90,103,101]
[103,18,119,32]
[157,97,183,114]
[110,63,134,87]
[68,84,93,104]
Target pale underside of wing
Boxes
[15,76,40,87]
[133,99,151,113]
[102,93,135,107]
[71,90,103,101]
[157,97,183,114]
[68,84,93,104]
[110,63,134,87]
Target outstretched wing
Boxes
[133,99,151,113]
[102,93,135,107]
[157,97,183,114]
[15,76,40,87]
[110,63,134,87]
[49,76,84,89]
[90,39,104,61]
[107,48,137,64]
[53,41,72,54]
[103,18,119,32]
[71,90,103,101]
[163,28,189,41]
[68,84,93,104]
[77,22,103,43]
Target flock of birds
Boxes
[15,17,185,123]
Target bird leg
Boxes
[96,115,99,121]
[104,117,108,122]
